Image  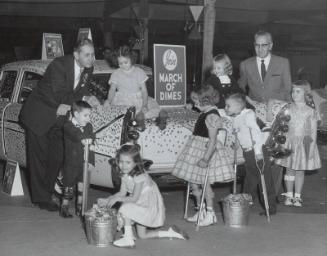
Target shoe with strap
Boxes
[197,210,217,227]
[284,196,294,206]
[293,197,303,207]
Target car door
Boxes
[0,69,20,162]
[2,69,43,166]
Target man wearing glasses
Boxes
[238,30,292,103]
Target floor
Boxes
[1,146,327,256]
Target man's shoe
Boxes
[37,201,59,212]
[259,209,277,216]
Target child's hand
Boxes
[197,158,209,168]
[97,197,109,207]
[82,138,93,145]
[107,196,120,208]
[142,106,148,113]
[103,100,111,108]
[185,103,193,110]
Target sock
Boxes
[206,206,214,212]
[286,192,294,198]
[294,193,301,199]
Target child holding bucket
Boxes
[224,93,277,216]
[98,144,188,248]
[172,85,234,227]
[275,80,321,207]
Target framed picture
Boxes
[42,33,64,60]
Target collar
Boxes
[202,106,218,114]
[74,60,84,74]
[218,75,231,84]
[256,54,271,65]
[71,117,83,128]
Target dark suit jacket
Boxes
[204,74,243,108]
[19,55,93,135]
[62,121,95,186]
[238,54,292,103]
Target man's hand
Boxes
[84,95,100,108]
[56,104,71,116]
[197,158,209,168]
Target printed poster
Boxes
[42,33,64,60]
[153,44,186,106]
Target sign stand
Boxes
[77,28,93,42]
[2,161,24,196]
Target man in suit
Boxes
[20,38,100,211]
[238,30,292,216]
[238,30,292,103]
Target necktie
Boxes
[261,59,266,81]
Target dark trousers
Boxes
[26,126,64,203]
[243,147,277,211]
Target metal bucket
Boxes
[223,193,252,228]
[84,207,117,247]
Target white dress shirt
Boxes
[74,60,84,89]
[256,54,271,81]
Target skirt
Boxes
[275,136,321,171]
[171,135,234,184]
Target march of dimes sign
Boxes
[153,44,186,106]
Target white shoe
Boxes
[197,211,217,227]
[284,196,294,206]
[186,211,199,222]
[293,197,303,207]
[168,225,189,240]
[113,236,135,248]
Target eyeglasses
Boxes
[254,43,270,48]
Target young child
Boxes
[172,85,234,226]
[100,144,188,248]
[225,93,277,215]
[275,80,321,207]
[60,100,95,218]
[104,45,160,124]
[204,53,243,108]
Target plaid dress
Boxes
[171,108,234,184]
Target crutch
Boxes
[232,130,238,195]
[81,140,91,216]
[195,167,210,231]
[256,159,271,222]
[249,129,271,222]
[183,183,191,219]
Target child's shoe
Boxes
[75,203,82,217]
[284,196,294,206]
[60,204,73,218]
[113,236,135,248]
[293,197,303,207]
[198,210,217,227]
[168,225,189,240]
[186,211,199,222]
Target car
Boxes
[3,59,321,189]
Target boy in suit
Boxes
[60,100,95,218]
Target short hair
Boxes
[194,85,220,106]
[72,100,92,116]
[74,38,94,52]
[115,144,144,177]
[254,30,273,43]
[212,53,233,75]
[226,93,247,110]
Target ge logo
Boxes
[162,49,177,71]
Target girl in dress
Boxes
[101,144,188,248]
[204,53,243,108]
[172,85,234,226]
[276,80,321,207]
[104,45,160,121]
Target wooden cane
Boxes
[232,131,238,195]
[82,140,91,216]
[184,182,191,219]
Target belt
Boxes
[243,147,253,152]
